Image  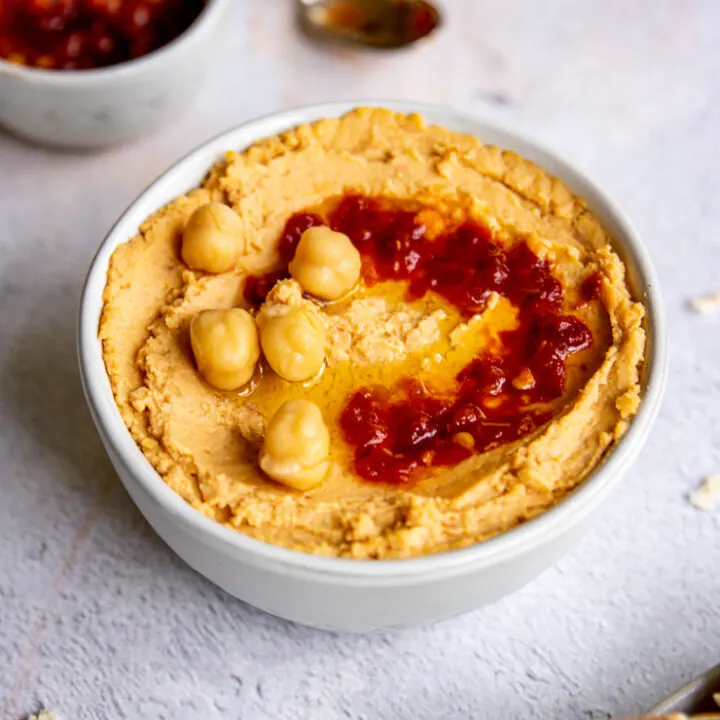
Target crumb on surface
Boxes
[689,474,720,511]
[689,292,720,313]
[27,711,57,720]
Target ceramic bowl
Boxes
[78,101,667,632]
[0,0,232,150]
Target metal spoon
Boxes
[648,663,720,716]
[297,0,442,50]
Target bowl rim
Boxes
[78,99,668,579]
[0,0,232,84]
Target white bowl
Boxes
[78,101,667,632]
[0,0,231,150]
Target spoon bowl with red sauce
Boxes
[0,0,232,149]
[298,0,442,50]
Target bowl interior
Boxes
[78,100,667,577]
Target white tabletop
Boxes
[2,2,719,718]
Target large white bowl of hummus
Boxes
[78,101,666,631]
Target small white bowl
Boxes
[78,101,667,632]
[0,0,232,150]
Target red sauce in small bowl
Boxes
[0,0,205,70]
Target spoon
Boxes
[297,0,442,50]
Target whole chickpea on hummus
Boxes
[100,108,646,559]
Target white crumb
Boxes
[689,474,720,511]
[27,712,57,720]
[689,292,720,313]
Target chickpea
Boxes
[190,308,260,390]
[289,225,361,301]
[259,400,330,491]
[511,367,536,391]
[452,432,475,450]
[181,202,244,274]
[260,307,326,383]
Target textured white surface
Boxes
[1,1,719,718]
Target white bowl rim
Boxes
[0,0,232,83]
[78,99,668,580]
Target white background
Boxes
[1,1,719,718]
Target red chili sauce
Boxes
[0,0,205,70]
[581,272,603,302]
[245,194,595,486]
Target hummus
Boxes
[100,108,645,559]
